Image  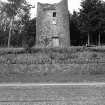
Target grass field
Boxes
[0,84,105,105]
[1,70,105,83]
[0,47,105,82]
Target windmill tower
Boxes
[36,0,70,47]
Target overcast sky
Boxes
[27,0,82,18]
[27,0,82,12]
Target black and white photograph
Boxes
[0,0,105,104]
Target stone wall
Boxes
[36,0,70,47]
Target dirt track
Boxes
[0,84,105,105]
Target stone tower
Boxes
[36,0,70,47]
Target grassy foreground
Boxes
[0,46,105,82]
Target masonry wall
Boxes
[36,0,70,47]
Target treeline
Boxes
[70,0,105,46]
[0,0,105,48]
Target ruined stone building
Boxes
[36,0,70,47]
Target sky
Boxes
[0,0,83,18]
[27,0,82,18]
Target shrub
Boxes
[91,53,97,59]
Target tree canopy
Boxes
[74,0,105,45]
[0,0,31,47]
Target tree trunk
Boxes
[98,32,101,46]
[88,32,90,45]
[8,17,13,48]
[69,22,71,46]
[8,26,12,48]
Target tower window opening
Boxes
[53,12,56,17]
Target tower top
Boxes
[37,0,68,6]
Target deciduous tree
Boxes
[0,0,31,47]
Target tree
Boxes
[95,2,105,45]
[70,11,81,45]
[0,0,31,48]
[78,0,103,45]
[22,18,36,48]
